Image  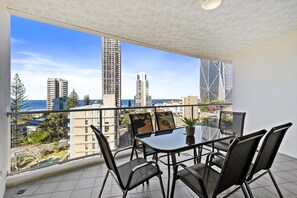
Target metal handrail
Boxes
[7,103,232,115]
[7,102,232,174]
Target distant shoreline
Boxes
[26,99,180,110]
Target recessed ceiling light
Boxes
[201,0,222,11]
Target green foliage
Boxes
[182,117,198,128]
[83,95,90,105]
[11,74,29,112]
[119,113,130,126]
[11,74,30,147]
[39,113,69,141]
[22,130,50,145]
[67,89,79,109]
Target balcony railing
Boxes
[7,103,232,174]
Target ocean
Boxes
[26,99,179,110]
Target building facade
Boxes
[134,72,152,107]
[182,96,199,119]
[53,96,68,110]
[102,37,121,107]
[69,99,118,158]
[46,78,68,110]
[200,59,233,103]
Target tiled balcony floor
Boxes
[4,152,297,198]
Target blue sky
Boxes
[11,16,200,100]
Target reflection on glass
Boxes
[186,136,195,145]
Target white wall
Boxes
[232,30,297,158]
[0,1,10,197]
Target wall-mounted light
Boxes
[201,0,222,11]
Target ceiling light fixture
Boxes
[201,0,222,11]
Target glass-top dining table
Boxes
[136,125,235,197]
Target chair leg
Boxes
[122,190,128,198]
[240,184,250,198]
[158,174,166,198]
[170,169,178,198]
[244,181,254,198]
[130,148,134,161]
[268,169,284,198]
[99,170,109,198]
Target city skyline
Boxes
[11,16,200,100]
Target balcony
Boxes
[4,152,297,197]
[3,104,297,197]
[1,1,297,197]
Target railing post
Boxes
[99,109,103,132]
[191,105,194,119]
[154,106,157,129]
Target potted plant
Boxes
[182,117,198,136]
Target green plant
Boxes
[182,117,198,128]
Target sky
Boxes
[11,16,200,100]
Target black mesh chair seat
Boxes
[211,141,229,152]
[118,158,159,190]
[155,111,176,131]
[129,113,157,160]
[177,163,219,197]
[207,111,246,153]
[170,129,266,198]
[90,125,165,198]
[212,122,293,198]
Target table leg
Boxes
[166,154,170,198]
[166,153,177,198]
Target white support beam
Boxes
[0,0,10,197]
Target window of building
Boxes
[85,135,88,141]
[85,127,88,133]
[92,143,95,149]
[85,144,88,150]
[105,126,109,132]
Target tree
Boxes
[39,113,69,141]
[11,74,30,147]
[67,89,79,109]
[83,95,90,105]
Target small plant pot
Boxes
[186,127,195,136]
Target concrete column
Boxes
[0,0,10,197]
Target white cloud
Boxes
[12,50,200,100]
[12,51,101,100]
[11,38,26,45]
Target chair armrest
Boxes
[125,161,160,188]
[131,161,159,173]
[113,146,134,158]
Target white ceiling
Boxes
[5,0,297,62]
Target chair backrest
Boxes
[219,111,246,137]
[155,111,176,131]
[214,129,266,195]
[247,122,292,181]
[90,125,125,188]
[129,113,154,136]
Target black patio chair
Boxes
[242,122,292,198]
[90,125,165,198]
[170,129,266,198]
[212,111,246,152]
[155,111,176,131]
[129,113,156,160]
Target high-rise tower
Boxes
[46,78,68,110]
[102,37,121,107]
[200,59,233,103]
[134,72,152,107]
